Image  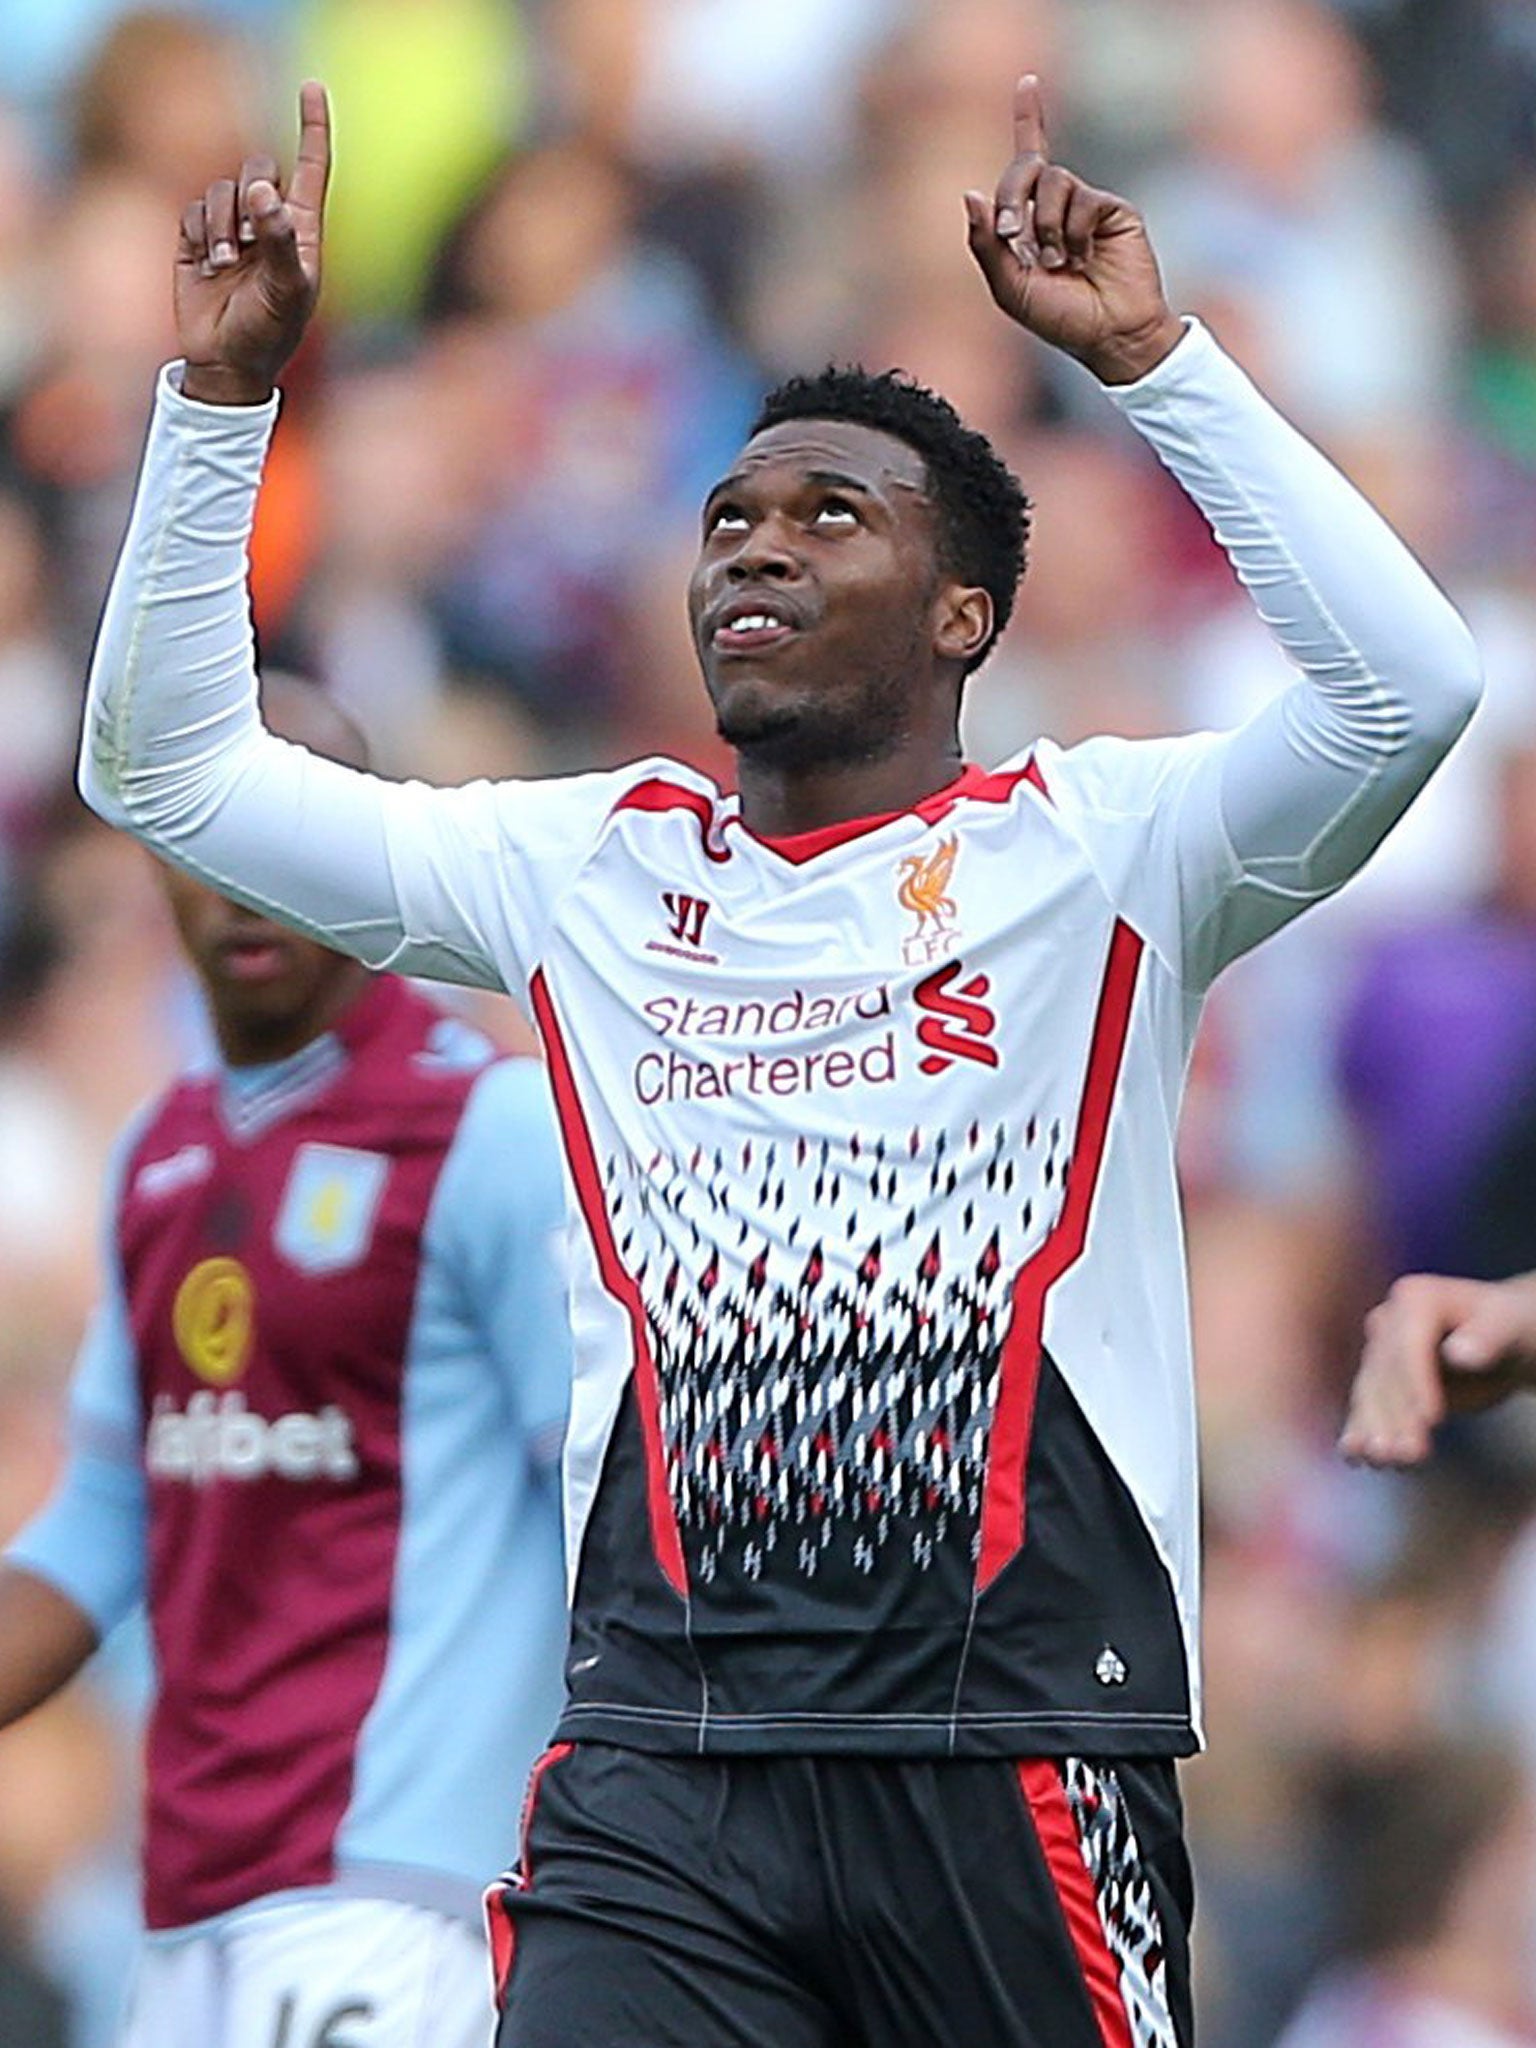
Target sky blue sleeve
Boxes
[6,1147,148,1634]
[432,1059,572,1468]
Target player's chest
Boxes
[547,826,1132,1126]
[119,1109,442,1411]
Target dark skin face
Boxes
[687,419,993,837]
[159,866,371,1067]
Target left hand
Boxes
[1339,1272,1536,1468]
[964,74,1185,385]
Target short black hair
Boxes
[751,366,1030,676]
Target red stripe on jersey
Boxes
[530,971,689,1597]
[757,761,1043,864]
[484,1739,575,2006]
[976,919,1144,1590]
[611,778,733,862]
[1017,1761,1134,2048]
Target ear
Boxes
[932,583,993,668]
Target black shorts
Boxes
[487,1742,1194,2048]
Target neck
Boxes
[736,737,967,839]
[213,961,374,1069]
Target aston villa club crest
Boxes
[897,835,961,965]
[274,1143,389,1275]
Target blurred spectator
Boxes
[618,0,898,179]
[0,806,184,1395]
[0,103,48,405]
[0,488,76,855]
[417,135,757,746]
[1273,1740,1536,2048]
[297,0,532,321]
[1338,704,1536,1281]
[1338,0,1536,217]
[68,9,263,203]
[1144,0,1462,445]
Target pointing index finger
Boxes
[288,79,332,218]
[1013,73,1048,161]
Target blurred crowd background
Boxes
[2,0,1536,2042]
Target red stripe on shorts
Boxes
[483,1740,575,2008]
[1017,1759,1133,2048]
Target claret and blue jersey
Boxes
[8,976,571,1935]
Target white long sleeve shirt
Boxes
[79,323,1479,1756]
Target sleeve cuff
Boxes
[1100,318,1232,411]
[157,361,282,430]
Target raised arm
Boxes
[966,78,1481,981]
[80,87,566,992]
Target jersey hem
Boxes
[553,1703,1200,1759]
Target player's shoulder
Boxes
[109,1080,210,1215]
[484,754,727,870]
[1028,727,1225,820]
[503,754,720,824]
[449,1055,560,1180]
[431,1056,562,1248]
[459,1052,556,1132]
[598,756,728,829]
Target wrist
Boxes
[1079,312,1187,387]
[180,362,276,408]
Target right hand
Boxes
[964,74,1184,386]
[176,81,331,406]
[1339,1271,1536,1468]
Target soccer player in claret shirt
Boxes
[1,678,571,2048]
[79,71,1481,2048]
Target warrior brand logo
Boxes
[663,891,710,947]
[146,1390,359,1486]
[135,1143,213,1201]
[912,960,1000,1075]
[647,891,719,964]
[897,835,960,965]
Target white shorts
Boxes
[119,1897,494,2048]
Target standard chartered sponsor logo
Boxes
[635,984,898,1102]
[641,985,892,1040]
[146,1390,359,1485]
[635,1036,897,1105]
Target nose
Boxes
[725,512,801,581]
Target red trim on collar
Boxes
[753,759,1046,865]
[611,777,733,863]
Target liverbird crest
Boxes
[897,835,960,964]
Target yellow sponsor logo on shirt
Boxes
[172,1256,255,1386]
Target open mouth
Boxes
[711,603,800,654]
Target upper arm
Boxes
[5,1265,148,1637]
[97,726,646,998]
[1045,664,1479,991]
